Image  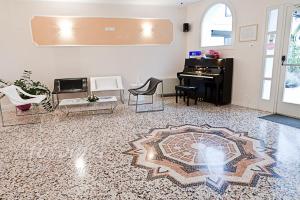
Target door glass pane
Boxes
[283,66,300,104]
[287,10,300,64]
[264,57,274,78]
[268,9,279,32]
[262,80,272,100]
[283,9,300,105]
[266,33,276,55]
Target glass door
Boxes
[276,6,300,118]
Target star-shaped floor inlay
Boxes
[124,124,279,194]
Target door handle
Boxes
[281,55,286,65]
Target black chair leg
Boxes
[176,90,178,103]
[128,93,131,106]
[187,95,190,106]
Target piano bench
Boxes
[175,85,197,106]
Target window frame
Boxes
[200,1,236,49]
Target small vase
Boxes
[16,104,32,111]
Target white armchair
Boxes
[0,85,46,126]
[90,76,125,103]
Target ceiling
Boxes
[23,0,201,6]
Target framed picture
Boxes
[239,24,258,42]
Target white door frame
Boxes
[274,4,300,118]
[258,3,300,118]
[258,5,285,113]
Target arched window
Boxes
[201,3,233,47]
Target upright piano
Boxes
[177,57,233,105]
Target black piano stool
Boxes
[175,85,198,106]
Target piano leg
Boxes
[215,83,220,106]
[203,83,214,102]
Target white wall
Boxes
[186,0,298,110]
[0,0,187,92]
[2,0,300,110]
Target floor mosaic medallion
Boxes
[124,124,279,194]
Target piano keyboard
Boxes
[180,74,214,79]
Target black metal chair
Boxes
[128,78,164,113]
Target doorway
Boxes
[276,5,300,118]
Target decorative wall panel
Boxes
[31,16,173,46]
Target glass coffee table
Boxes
[59,96,117,116]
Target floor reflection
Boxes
[75,156,86,177]
[205,147,225,181]
[277,126,300,164]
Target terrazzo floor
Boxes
[0,98,300,199]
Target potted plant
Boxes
[87,94,99,102]
[0,70,54,112]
